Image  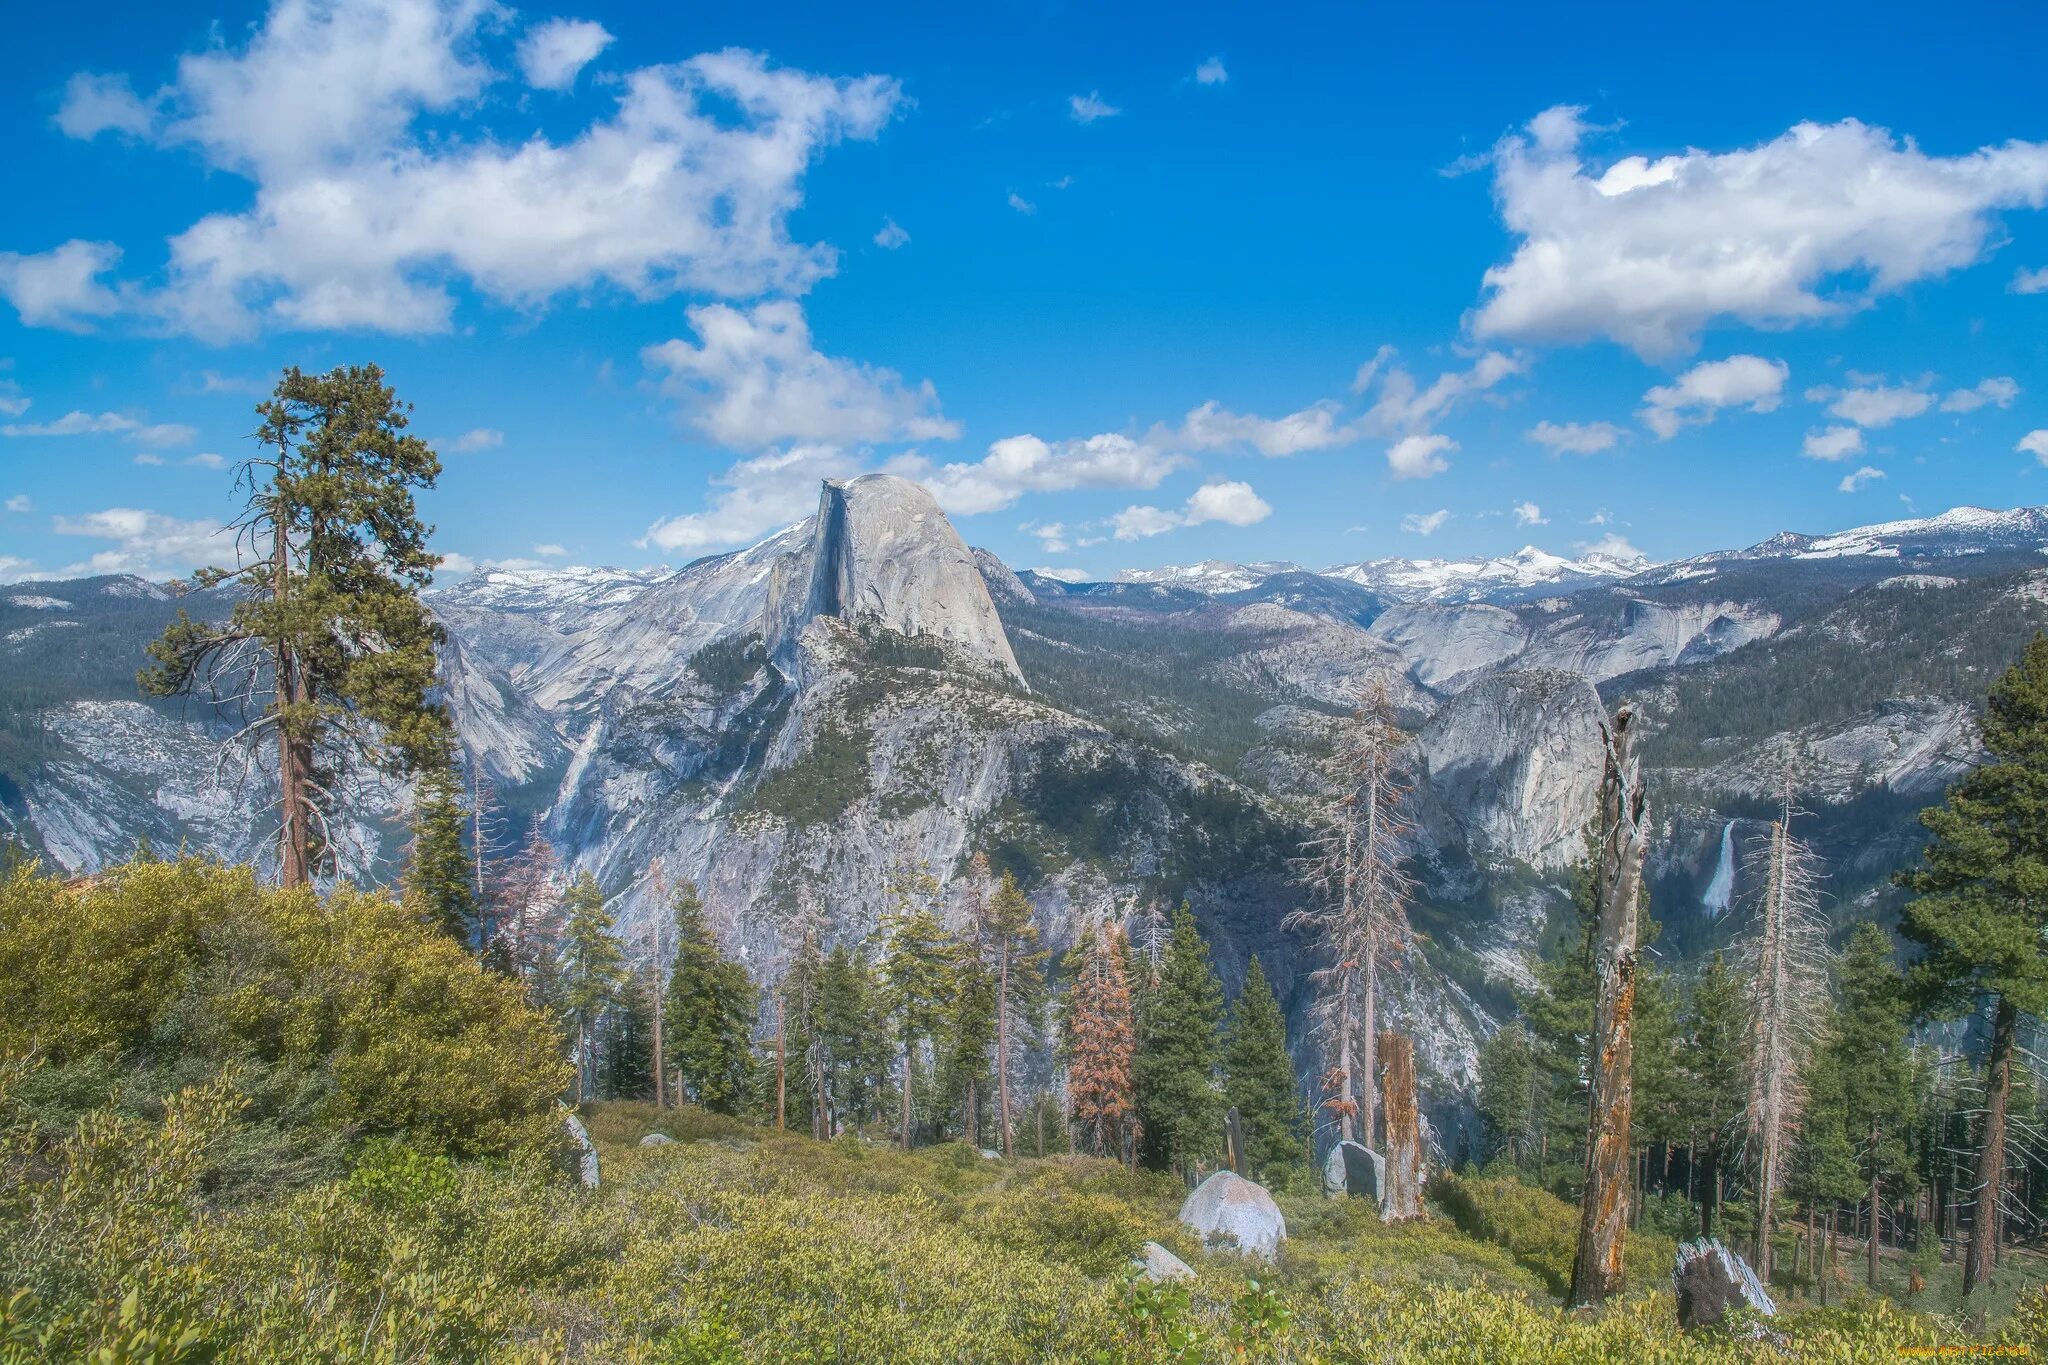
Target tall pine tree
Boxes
[883,875,955,1149]
[403,766,477,942]
[1896,632,2048,1297]
[561,871,626,1104]
[1682,952,1748,1239]
[1832,922,1916,1288]
[1223,955,1301,1184]
[663,881,756,1116]
[141,364,448,887]
[1134,904,1226,1180]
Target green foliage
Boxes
[1134,906,1225,1178]
[1679,952,1747,1237]
[746,715,875,826]
[1431,1172,1676,1299]
[662,882,756,1116]
[1897,631,2048,1021]
[404,765,478,942]
[1221,956,1300,1183]
[0,858,568,1169]
[139,364,452,881]
[561,871,626,1102]
[1476,1022,1538,1167]
[685,632,767,694]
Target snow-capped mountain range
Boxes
[1105,506,2048,604]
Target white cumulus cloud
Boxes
[1109,479,1272,541]
[1838,465,1886,492]
[1940,376,2020,413]
[914,432,1185,516]
[641,444,862,553]
[874,218,910,250]
[1513,500,1547,525]
[1471,106,2048,358]
[1069,91,1120,124]
[645,299,959,449]
[1638,355,1787,439]
[2012,266,2048,294]
[2020,430,2048,464]
[1194,58,1228,86]
[1386,433,1455,480]
[1527,419,1622,454]
[18,1,903,340]
[1170,399,1357,457]
[1802,425,1865,461]
[51,506,235,578]
[516,18,612,91]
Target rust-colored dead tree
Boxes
[1378,1029,1425,1222]
[1569,704,1650,1308]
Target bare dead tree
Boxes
[1736,771,1833,1282]
[1286,677,1415,1150]
[1378,1029,1425,1222]
[1569,704,1650,1308]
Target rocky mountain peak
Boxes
[767,475,1023,684]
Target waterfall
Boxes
[1702,820,1736,917]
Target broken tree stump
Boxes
[1378,1030,1424,1222]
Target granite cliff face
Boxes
[8,497,2048,1135]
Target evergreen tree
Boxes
[141,364,448,887]
[882,874,954,1148]
[1134,904,1226,1180]
[783,930,829,1138]
[600,985,654,1100]
[818,944,889,1134]
[986,872,1047,1157]
[1063,920,1139,1163]
[403,766,477,943]
[1222,955,1300,1183]
[561,871,626,1104]
[1785,1035,1863,1301]
[663,881,756,1116]
[1682,952,1748,1238]
[1831,923,1916,1287]
[1478,1021,1539,1168]
[942,942,997,1145]
[1895,632,2048,1297]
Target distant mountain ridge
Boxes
[1094,504,2048,605]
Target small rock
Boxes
[1178,1170,1286,1262]
[1134,1241,1195,1282]
[561,1109,600,1189]
[640,1133,676,1147]
[1673,1238,1775,1332]
[1322,1140,1385,1201]
[978,1147,1002,1160]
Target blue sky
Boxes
[3,0,2047,583]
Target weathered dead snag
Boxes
[1569,704,1649,1308]
[1378,1029,1425,1223]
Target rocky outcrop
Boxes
[1178,1171,1286,1261]
[1412,669,1606,870]
[563,1110,600,1188]
[1134,1241,1195,1282]
[1673,1239,1775,1331]
[1323,1140,1384,1201]
[768,476,1022,685]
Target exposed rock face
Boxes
[562,1110,600,1188]
[1134,1241,1196,1282]
[640,1132,676,1147]
[1323,1140,1384,1201]
[1178,1171,1286,1261]
[1412,670,1607,870]
[1370,604,1526,691]
[769,476,1022,685]
[1672,1239,1775,1331]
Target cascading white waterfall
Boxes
[1701,819,1736,916]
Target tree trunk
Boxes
[273,506,313,889]
[1963,996,2016,1299]
[652,974,666,1110]
[964,1079,978,1150]
[1379,1030,1424,1222]
[998,938,1013,1158]
[774,999,786,1131]
[1867,1131,1882,1290]
[1336,997,1357,1144]
[900,1038,915,1149]
[1362,947,1379,1149]
[1569,706,1649,1309]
